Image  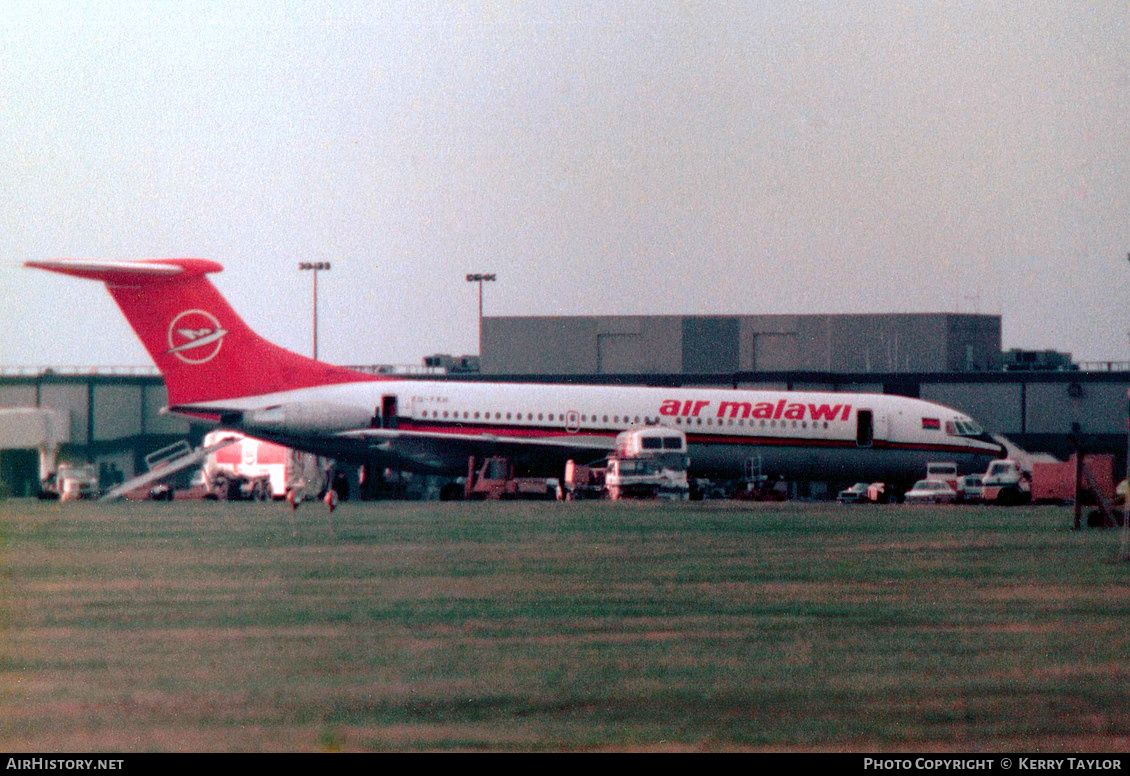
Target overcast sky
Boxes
[2,1,1128,369]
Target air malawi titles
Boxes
[658,398,852,422]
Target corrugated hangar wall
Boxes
[919,377,1128,441]
[682,318,740,373]
[482,313,1002,375]
[0,374,198,496]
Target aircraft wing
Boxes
[340,426,617,449]
[337,427,619,473]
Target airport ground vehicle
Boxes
[837,482,871,503]
[957,474,984,501]
[37,463,99,500]
[562,460,605,500]
[464,456,560,500]
[904,479,958,505]
[604,426,689,500]
[563,426,689,500]
[981,454,1117,507]
[1031,454,1116,506]
[926,461,959,492]
[201,431,326,501]
[980,459,1030,505]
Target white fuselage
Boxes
[189,378,1004,485]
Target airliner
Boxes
[26,258,1004,488]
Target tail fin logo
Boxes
[166,310,227,364]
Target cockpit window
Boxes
[947,418,984,437]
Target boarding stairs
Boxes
[98,438,238,502]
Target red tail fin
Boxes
[26,259,384,407]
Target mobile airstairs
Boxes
[98,438,238,502]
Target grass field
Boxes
[0,497,1128,752]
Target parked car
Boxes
[38,463,99,501]
[837,482,871,503]
[904,479,958,505]
[957,474,984,502]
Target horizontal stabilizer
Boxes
[25,258,222,283]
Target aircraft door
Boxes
[855,409,890,448]
[856,409,873,447]
[381,395,398,430]
[565,410,581,434]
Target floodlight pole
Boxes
[1123,387,1129,561]
[465,273,496,356]
[299,262,331,359]
[1123,267,1130,560]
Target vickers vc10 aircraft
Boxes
[27,258,1004,488]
